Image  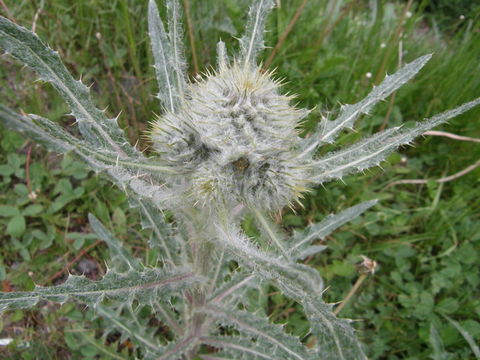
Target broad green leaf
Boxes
[6,214,26,237]
[0,205,20,217]
[0,164,14,177]
[436,298,459,315]
[22,204,43,216]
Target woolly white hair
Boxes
[150,63,311,211]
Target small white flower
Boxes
[0,338,13,346]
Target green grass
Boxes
[0,0,479,358]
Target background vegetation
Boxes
[0,0,479,358]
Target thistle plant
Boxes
[0,0,479,359]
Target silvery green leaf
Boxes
[97,304,164,356]
[250,207,290,260]
[293,245,328,261]
[239,0,275,66]
[124,174,179,209]
[429,323,449,360]
[0,267,199,312]
[214,214,366,360]
[0,107,116,173]
[0,106,177,214]
[88,214,143,272]
[201,335,280,360]
[67,328,130,359]
[216,41,229,70]
[148,0,185,112]
[310,98,480,184]
[0,16,136,157]
[300,54,432,156]
[0,106,172,176]
[203,304,315,360]
[205,249,262,308]
[207,272,256,304]
[206,276,367,360]
[154,331,200,360]
[150,299,184,336]
[443,315,480,359]
[206,249,228,293]
[166,0,187,95]
[0,104,75,155]
[202,249,244,304]
[214,218,323,299]
[3,2,477,359]
[131,197,180,266]
[288,200,377,260]
[303,298,367,360]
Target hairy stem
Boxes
[183,209,219,359]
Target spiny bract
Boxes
[151,62,310,210]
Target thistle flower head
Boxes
[150,63,311,211]
[145,0,480,216]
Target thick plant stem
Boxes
[184,213,217,359]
